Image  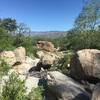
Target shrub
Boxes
[0,28,15,51]
[0,73,26,100]
[0,59,10,78]
[27,86,44,100]
[13,34,38,58]
[51,51,74,74]
[0,72,45,100]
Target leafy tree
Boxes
[0,28,15,51]
[13,33,25,47]
[63,29,100,50]
[75,0,100,30]
[0,18,17,32]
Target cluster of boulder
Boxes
[0,47,40,74]
[0,41,100,100]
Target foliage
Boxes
[13,33,25,47]
[0,18,17,32]
[0,59,10,78]
[0,28,15,51]
[26,86,44,100]
[0,71,45,100]
[13,34,38,57]
[51,51,74,74]
[0,73,26,100]
[75,0,100,30]
[59,29,100,51]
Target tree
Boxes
[0,18,17,32]
[0,28,14,51]
[16,23,31,34]
[75,0,100,30]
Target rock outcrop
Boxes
[13,57,40,74]
[2,43,100,99]
[36,41,63,67]
[0,47,26,66]
[14,46,26,63]
[37,41,56,52]
[70,49,100,82]
[47,71,90,100]
[37,51,59,65]
[0,51,16,66]
[0,47,40,75]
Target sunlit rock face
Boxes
[37,41,56,52]
[14,46,26,63]
[70,49,100,83]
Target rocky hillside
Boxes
[0,41,100,100]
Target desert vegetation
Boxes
[0,0,100,100]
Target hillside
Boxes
[28,31,67,38]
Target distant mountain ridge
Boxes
[29,31,67,38]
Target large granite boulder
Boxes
[70,49,100,82]
[14,46,26,63]
[0,51,16,66]
[37,41,56,52]
[47,71,90,100]
[37,51,58,65]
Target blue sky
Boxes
[0,0,83,31]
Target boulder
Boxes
[25,56,40,67]
[13,57,40,74]
[70,49,100,82]
[13,63,32,74]
[47,71,90,100]
[37,41,56,52]
[0,51,16,66]
[91,83,100,100]
[14,47,26,63]
[37,51,59,65]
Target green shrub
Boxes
[0,73,26,100]
[0,28,15,51]
[0,72,45,100]
[0,59,10,78]
[27,86,44,100]
[51,51,74,74]
[13,34,38,58]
